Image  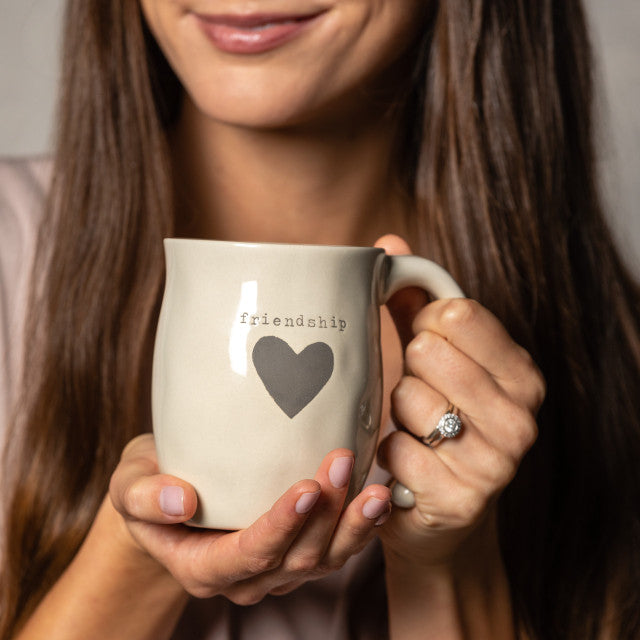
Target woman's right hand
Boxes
[108,434,391,605]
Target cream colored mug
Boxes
[152,239,464,529]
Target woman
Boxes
[1,0,639,638]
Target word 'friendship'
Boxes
[239,312,347,332]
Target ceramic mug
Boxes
[152,239,464,529]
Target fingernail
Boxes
[329,456,354,489]
[362,497,390,521]
[375,509,392,527]
[295,490,321,514]
[160,486,185,516]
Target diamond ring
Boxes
[421,404,462,448]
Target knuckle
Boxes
[530,370,547,411]
[316,557,344,574]
[499,455,519,485]
[174,567,222,600]
[518,415,539,454]
[476,446,517,488]
[266,511,300,538]
[238,529,282,575]
[390,376,409,405]
[415,508,446,530]
[405,331,440,371]
[451,486,487,525]
[186,583,218,599]
[121,480,144,517]
[405,330,459,378]
[343,519,373,540]
[237,532,283,574]
[109,465,149,517]
[514,347,547,410]
[120,433,154,460]
[227,588,267,607]
[439,298,478,334]
[391,375,421,407]
[269,581,302,597]
[406,331,432,359]
[346,519,374,544]
[284,552,322,574]
[246,553,280,575]
[508,405,539,455]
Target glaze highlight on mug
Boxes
[239,312,348,332]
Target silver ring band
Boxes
[421,404,462,448]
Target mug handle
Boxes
[379,254,466,508]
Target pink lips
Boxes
[195,11,327,54]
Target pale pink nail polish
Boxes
[295,490,320,514]
[328,456,354,489]
[375,509,392,527]
[160,486,185,516]
[362,497,389,520]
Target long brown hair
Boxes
[2,1,640,638]
[1,1,175,634]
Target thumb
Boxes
[374,234,429,351]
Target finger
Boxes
[374,234,429,350]
[321,484,392,567]
[391,374,481,467]
[109,435,198,524]
[377,431,462,519]
[404,330,538,459]
[391,375,452,442]
[405,327,505,417]
[413,299,546,410]
[378,430,507,534]
[225,479,322,580]
[391,375,522,490]
[120,432,156,459]
[135,478,323,599]
[237,484,392,599]
[268,579,306,596]
[276,449,355,573]
[378,428,502,535]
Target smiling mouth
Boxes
[194,10,329,54]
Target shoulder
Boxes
[0,155,51,317]
[0,156,52,275]
[0,155,52,234]
[0,155,51,283]
[0,156,52,433]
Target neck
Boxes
[170,98,411,247]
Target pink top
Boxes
[0,157,388,639]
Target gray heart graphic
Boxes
[252,336,334,419]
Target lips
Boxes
[194,10,328,54]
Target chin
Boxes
[196,101,309,130]
[187,83,350,131]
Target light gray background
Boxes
[1,0,638,268]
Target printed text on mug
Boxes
[239,312,348,332]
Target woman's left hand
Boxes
[374,236,545,569]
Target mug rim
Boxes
[164,237,385,254]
